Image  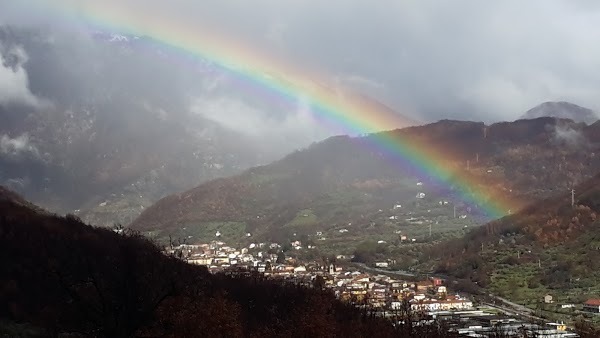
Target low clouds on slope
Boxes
[0,42,44,108]
[190,95,328,146]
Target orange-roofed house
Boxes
[415,281,432,291]
[584,299,600,313]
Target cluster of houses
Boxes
[167,241,282,271]
[167,240,474,313]
[325,272,473,312]
[166,240,586,337]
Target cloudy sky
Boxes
[2,0,600,125]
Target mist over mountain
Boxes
[0,25,342,225]
[521,101,599,124]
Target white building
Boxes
[411,299,473,312]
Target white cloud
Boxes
[190,95,329,145]
[548,122,587,148]
[0,44,45,108]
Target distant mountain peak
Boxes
[521,101,598,124]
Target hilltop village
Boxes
[166,240,580,337]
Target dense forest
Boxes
[0,189,456,337]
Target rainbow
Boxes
[29,0,522,219]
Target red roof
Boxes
[584,299,600,306]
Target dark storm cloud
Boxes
[2,0,600,126]
[93,0,598,122]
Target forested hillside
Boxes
[132,117,600,252]
[426,173,600,309]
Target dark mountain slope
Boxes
[0,186,28,204]
[131,117,600,251]
[0,186,44,212]
[0,187,428,337]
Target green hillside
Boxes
[423,173,600,324]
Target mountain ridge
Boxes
[131,117,600,252]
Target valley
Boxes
[4,2,600,336]
[124,115,600,334]
[0,187,586,337]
